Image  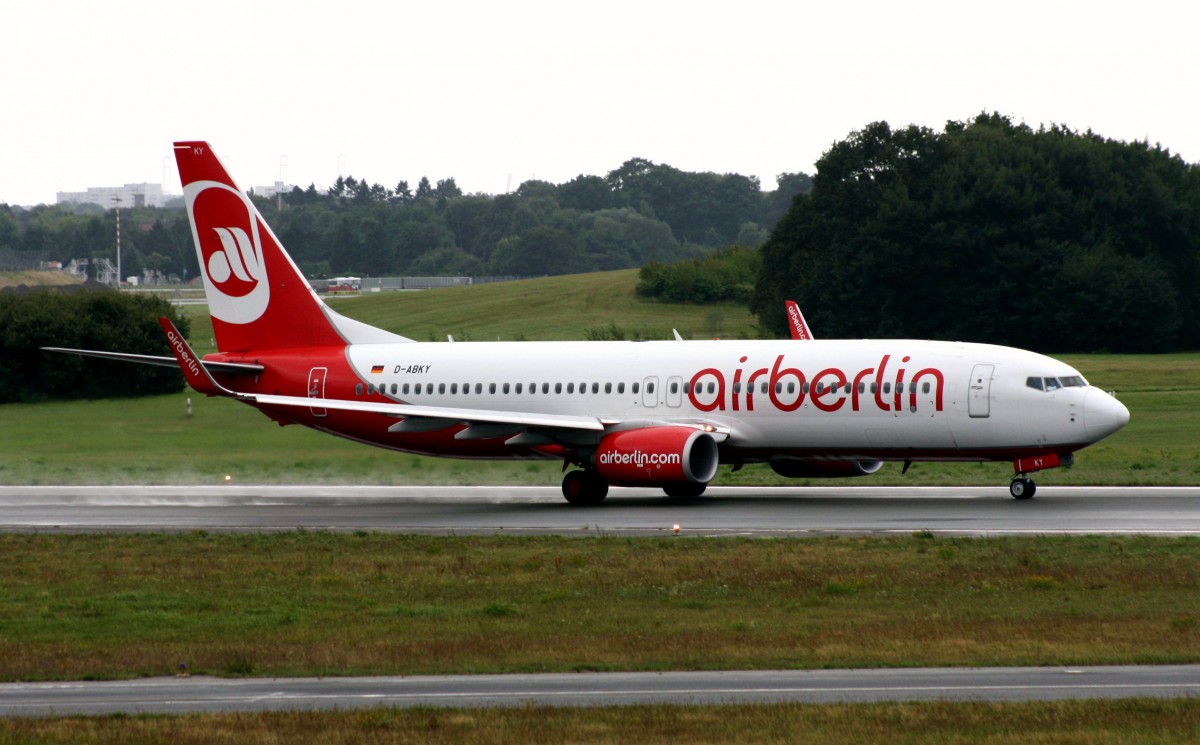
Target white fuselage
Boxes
[338,338,1127,461]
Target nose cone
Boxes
[1084,388,1131,442]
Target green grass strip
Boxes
[0,534,1197,681]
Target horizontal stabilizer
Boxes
[41,347,264,376]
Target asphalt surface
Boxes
[3,666,1200,716]
[0,484,1198,536]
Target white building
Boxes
[56,183,167,209]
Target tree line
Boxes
[753,113,1200,353]
[0,287,187,402]
[0,160,812,282]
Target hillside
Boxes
[0,271,82,289]
[184,269,763,352]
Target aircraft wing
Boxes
[41,347,265,376]
[247,392,612,432]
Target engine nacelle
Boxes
[768,457,884,479]
[593,427,719,488]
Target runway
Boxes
[3,666,1200,716]
[0,484,1198,536]
[2,484,1196,716]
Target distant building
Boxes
[56,183,167,209]
[251,181,295,199]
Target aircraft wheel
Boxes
[562,470,608,505]
[1010,478,1036,500]
[663,482,707,498]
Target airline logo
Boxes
[598,449,682,468]
[184,180,270,325]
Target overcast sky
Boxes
[2,1,1196,206]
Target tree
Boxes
[753,114,1200,352]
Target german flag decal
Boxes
[371,365,384,374]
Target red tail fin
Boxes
[174,141,410,353]
[784,300,814,341]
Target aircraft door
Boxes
[968,364,994,418]
[642,376,659,408]
[666,376,683,407]
[308,367,328,417]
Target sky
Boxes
[2,0,1197,206]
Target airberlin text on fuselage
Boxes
[688,353,945,414]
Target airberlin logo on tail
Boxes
[185,180,270,325]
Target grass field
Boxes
[1,533,1197,681]
[3,699,1198,744]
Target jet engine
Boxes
[593,427,719,487]
[768,457,884,479]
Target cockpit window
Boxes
[1028,375,1088,392]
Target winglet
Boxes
[785,300,814,341]
[158,317,232,396]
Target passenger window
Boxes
[732,382,741,393]
[438,383,445,394]
[618,382,625,394]
[567,383,575,394]
[775,382,782,394]
[896,383,904,394]
[415,383,422,395]
[922,382,931,394]
[503,383,510,394]
[761,381,768,394]
[402,383,410,394]
[707,382,715,394]
[451,383,458,394]
[647,381,655,394]
[516,383,523,394]
[543,383,550,394]
[787,382,795,394]
[858,383,866,394]
[814,383,824,394]
[367,384,375,395]
[475,383,482,394]
[870,383,878,394]
[605,382,612,394]
[633,382,640,394]
[489,383,496,394]
[555,382,562,394]
[355,384,363,396]
[592,382,599,394]
[882,383,891,394]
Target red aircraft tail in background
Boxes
[784,300,813,340]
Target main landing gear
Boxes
[1009,477,1036,500]
[562,470,609,506]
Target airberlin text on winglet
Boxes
[688,353,945,413]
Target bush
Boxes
[0,286,189,402]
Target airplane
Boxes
[46,141,1130,504]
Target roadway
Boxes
[0,484,1198,536]
[3,666,1200,716]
